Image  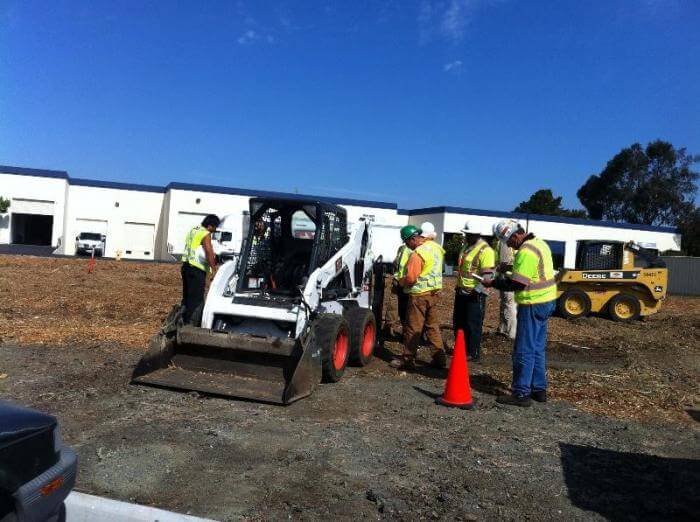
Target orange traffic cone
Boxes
[436,329,474,409]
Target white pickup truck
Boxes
[75,232,105,256]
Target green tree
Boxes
[443,233,464,266]
[676,206,700,256]
[513,189,587,218]
[0,197,10,213]
[577,140,698,226]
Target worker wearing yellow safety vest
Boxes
[391,242,412,335]
[453,221,495,362]
[493,227,517,340]
[484,220,557,407]
[390,224,447,371]
[181,214,220,325]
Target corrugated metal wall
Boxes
[661,256,700,296]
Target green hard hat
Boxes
[400,225,421,241]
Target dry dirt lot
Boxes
[0,255,698,520]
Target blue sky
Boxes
[1,1,698,211]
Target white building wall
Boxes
[0,172,68,247]
[166,189,251,255]
[342,205,406,228]
[64,185,164,259]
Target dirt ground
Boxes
[0,255,699,520]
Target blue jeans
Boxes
[512,300,556,397]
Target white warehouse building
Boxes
[0,165,681,267]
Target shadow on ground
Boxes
[560,443,700,521]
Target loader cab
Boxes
[236,198,348,298]
[574,240,665,271]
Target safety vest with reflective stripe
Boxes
[511,236,557,305]
[182,225,210,272]
[409,240,444,295]
[393,244,412,294]
[457,239,495,289]
[393,245,411,279]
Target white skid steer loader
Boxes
[132,197,386,404]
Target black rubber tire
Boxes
[608,293,641,322]
[314,314,351,383]
[557,289,592,319]
[346,307,377,366]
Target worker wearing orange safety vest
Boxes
[453,221,495,362]
[390,224,447,371]
[484,220,557,407]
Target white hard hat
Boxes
[493,219,520,241]
[420,222,435,238]
[460,221,474,234]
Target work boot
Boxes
[389,357,416,371]
[430,350,448,369]
[531,390,547,403]
[467,355,481,364]
[496,394,531,408]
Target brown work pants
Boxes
[403,291,444,359]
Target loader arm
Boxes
[299,219,374,335]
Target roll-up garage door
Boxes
[122,222,155,260]
[75,218,108,236]
[173,212,208,254]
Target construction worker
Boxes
[484,220,557,407]
[493,222,518,340]
[453,222,495,362]
[391,225,447,370]
[181,214,220,325]
[391,241,412,336]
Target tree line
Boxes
[514,140,699,255]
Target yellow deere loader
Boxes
[556,240,668,322]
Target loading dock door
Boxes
[11,214,53,245]
[10,198,56,246]
[122,222,155,260]
[75,218,108,236]
[173,212,208,254]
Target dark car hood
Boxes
[0,401,56,449]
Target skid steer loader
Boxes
[132,197,386,404]
[556,240,668,322]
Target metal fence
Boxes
[661,256,700,296]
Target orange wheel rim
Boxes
[333,329,349,370]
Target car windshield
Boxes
[79,233,102,241]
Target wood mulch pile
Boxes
[1,254,698,425]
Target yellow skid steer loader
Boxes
[556,240,668,322]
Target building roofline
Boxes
[71,178,166,193]
[0,165,69,179]
[166,181,398,209]
[407,206,679,234]
[1,163,679,233]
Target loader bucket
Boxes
[132,325,322,405]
